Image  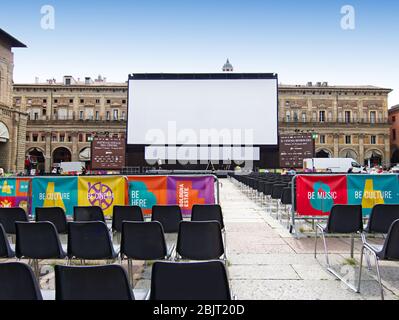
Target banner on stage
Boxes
[31,177,77,216]
[127,176,168,215]
[0,178,30,212]
[77,176,127,216]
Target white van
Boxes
[303,158,363,173]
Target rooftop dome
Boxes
[222,59,233,72]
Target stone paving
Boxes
[222,178,399,300]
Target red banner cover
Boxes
[296,175,348,216]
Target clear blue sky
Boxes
[1,0,398,105]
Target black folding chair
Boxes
[0,207,29,235]
[176,221,225,263]
[0,262,43,300]
[149,261,232,300]
[279,187,292,224]
[67,221,117,263]
[35,207,68,234]
[73,206,105,222]
[55,264,134,300]
[151,205,182,233]
[314,204,363,291]
[120,221,173,286]
[191,204,226,254]
[363,204,399,270]
[358,219,399,300]
[270,184,286,215]
[112,205,144,238]
[15,222,66,279]
[0,224,15,258]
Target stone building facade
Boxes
[279,83,392,167]
[14,78,392,172]
[388,105,399,164]
[13,76,127,173]
[0,29,27,173]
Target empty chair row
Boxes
[0,260,232,300]
[0,204,224,235]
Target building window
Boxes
[96,99,100,104]
[121,111,126,120]
[393,116,396,122]
[52,135,57,142]
[80,99,84,104]
[107,99,111,104]
[68,135,72,142]
[371,135,377,145]
[79,134,83,142]
[319,135,326,144]
[32,134,38,142]
[60,134,65,142]
[26,135,30,142]
[95,111,100,120]
[69,99,74,104]
[34,113,39,120]
[122,100,126,104]
[328,112,333,122]
[370,111,376,124]
[345,135,351,144]
[106,111,110,120]
[54,99,58,104]
[393,129,396,141]
[86,134,92,142]
[293,112,298,122]
[319,111,326,122]
[41,135,46,142]
[345,111,351,123]
[79,111,84,120]
[43,99,47,103]
[113,109,119,120]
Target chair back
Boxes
[177,221,224,260]
[280,188,292,205]
[191,204,224,230]
[55,264,134,300]
[0,262,43,300]
[381,219,399,260]
[150,261,231,300]
[366,204,399,234]
[67,221,115,259]
[112,205,144,233]
[0,224,14,258]
[73,206,105,222]
[120,221,167,260]
[327,205,363,233]
[151,205,182,233]
[35,207,68,234]
[15,222,65,259]
[271,184,286,200]
[0,207,29,234]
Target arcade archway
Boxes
[27,148,45,173]
[52,147,72,164]
[315,149,331,158]
[0,122,10,171]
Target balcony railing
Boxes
[281,117,390,125]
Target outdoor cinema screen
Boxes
[127,74,278,146]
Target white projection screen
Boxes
[127,74,278,148]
